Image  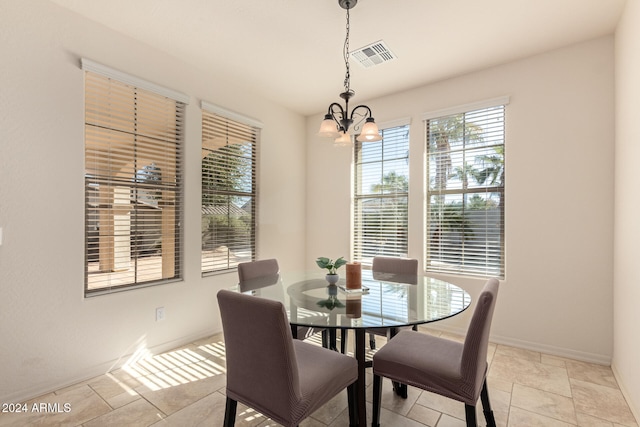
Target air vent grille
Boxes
[352,40,397,68]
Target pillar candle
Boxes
[346,262,362,289]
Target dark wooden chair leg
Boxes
[388,328,408,398]
[392,381,408,398]
[464,404,477,427]
[340,328,348,354]
[480,379,497,427]
[223,397,237,427]
[329,329,337,351]
[369,332,376,350]
[321,329,329,348]
[372,374,382,427]
[347,382,358,426]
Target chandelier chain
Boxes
[343,5,351,94]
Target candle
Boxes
[346,262,362,289]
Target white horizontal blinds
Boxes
[426,104,505,278]
[353,124,410,266]
[84,71,185,294]
[201,108,258,274]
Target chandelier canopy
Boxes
[317,0,382,146]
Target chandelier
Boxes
[317,0,382,146]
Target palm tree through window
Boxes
[426,105,505,278]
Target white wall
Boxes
[0,0,307,402]
[307,36,615,363]
[1,0,629,408]
[613,0,640,420]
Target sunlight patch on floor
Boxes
[122,340,227,391]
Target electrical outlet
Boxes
[156,307,165,322]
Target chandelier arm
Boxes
[328,102,349,132]
[349,104,373,118]
[349,104,374,132]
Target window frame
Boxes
[200,101,261,275]
[82,59,188,296]
[423,97,508,279]
[352,120,411,266]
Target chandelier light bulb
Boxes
[356,118,383,142]
[318,114,340,138]
[334,131,352,146]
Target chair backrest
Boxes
[217,290,300,421]
[372,256,418,284]
[372,256,418,275]
[237,258,279,282]
[460,278,500,399]
[238,273,281,293]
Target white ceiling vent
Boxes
[351,40,397,69]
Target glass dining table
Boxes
[234,269,471,426]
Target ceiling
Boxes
[50,0,626,116]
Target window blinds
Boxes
[425,103,505,278]
[84,68,186,295]
[201,106,259,274]
[353,124,410,265]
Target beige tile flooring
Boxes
[1,329,638,427]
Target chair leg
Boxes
[387,328,410,399]
[347,382,358,427]
[464,404,477,427]
[329,329,338,351]
[372,374,382,427]
[392,381,408,398]
[321,330,329,348]
[223,397,237,427]
[480,379,497,427]
[369,332,376,350]
[341,328,348,354]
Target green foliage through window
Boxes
[353,124,410,265]
[201,109,258,273]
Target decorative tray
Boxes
[338,285,370,294]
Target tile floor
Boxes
[1,329,638,427]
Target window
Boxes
[201,102,260,274]
[353,123,410,265]
[83,59,187,295]
[425,99,506,278]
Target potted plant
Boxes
[316,256,347,284]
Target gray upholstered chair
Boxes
[371,278,500,427]
[217,290,358,427]
[371,255,418,279]
[368,256,419,349]
[341,256,418,353]
[237,259,329,345]
[237,258,279,282]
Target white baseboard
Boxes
[3,328,220,404]
[421,324,612,366]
